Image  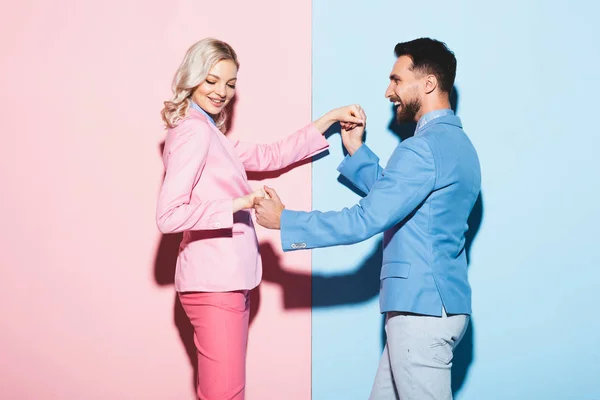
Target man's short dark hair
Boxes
[394,38,456,93]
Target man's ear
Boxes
[424,74,438,94]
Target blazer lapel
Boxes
[189,109,247,178]
[209,123,248,179]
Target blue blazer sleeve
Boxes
[280,137,436,251]
[336,145,384,194]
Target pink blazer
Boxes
[156,108,329,292]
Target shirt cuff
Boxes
[336,144,378,175]
[204,199,234,230]
[280,209,303,251]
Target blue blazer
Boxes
[280,114,481,316]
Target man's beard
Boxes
[395,97,421,123]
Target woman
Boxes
[156,38,363,400]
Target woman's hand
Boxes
[233,188,265,212]
[313,104,365,134]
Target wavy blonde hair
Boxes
[161,38,239,131]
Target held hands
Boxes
[253,186,285,230]
[313,104,366,134]
[341,105,366,156]
[329,104,365,126]
[233,186,285,230]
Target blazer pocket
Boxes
[380,262,411,280]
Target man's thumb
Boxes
[263,185,280,201]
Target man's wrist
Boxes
[345,141,363,156]
[277,207,284,228]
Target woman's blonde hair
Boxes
[161,38,239,130]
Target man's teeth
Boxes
[394,101,401,106]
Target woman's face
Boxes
[192,59,238,116]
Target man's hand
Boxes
[254,186,285,230]
[341,106,366,156]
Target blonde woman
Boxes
[156,38,363,400]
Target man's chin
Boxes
[395,108,417,124]
[396,113,411,123]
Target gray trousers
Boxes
[368,308,469,400]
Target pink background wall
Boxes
[0,1,312,399]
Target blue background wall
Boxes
[311,1,600,399]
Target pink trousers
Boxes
[179,290,250,400]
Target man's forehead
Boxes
[392,55,413,73]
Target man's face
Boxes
[385,55,423,123]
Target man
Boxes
[254,38,481,400]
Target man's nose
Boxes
[385,84,393,99]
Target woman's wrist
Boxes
[312,111,336,134]
[232,197,244,213]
